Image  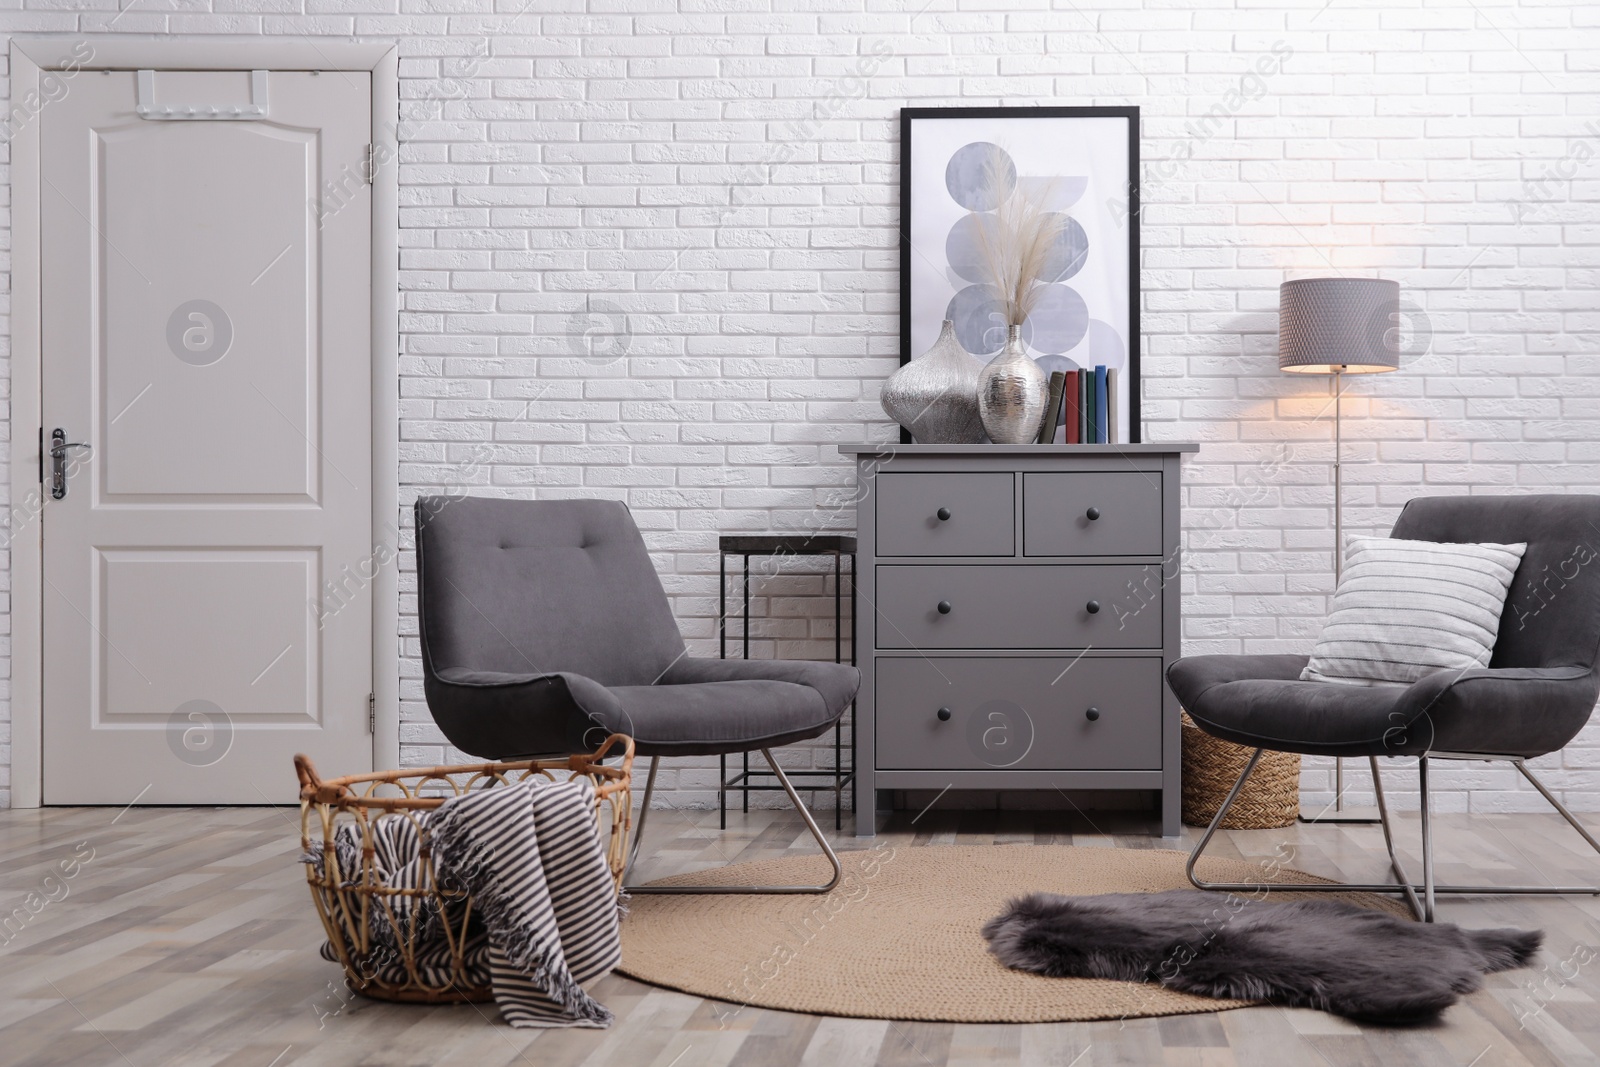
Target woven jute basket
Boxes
[1180,713,1300,829]
[295,733,634,1004]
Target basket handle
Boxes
[587,733,635,774]
[295,753,321,791]
[295,753,347,804]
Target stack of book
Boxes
[1035,365,1118,444]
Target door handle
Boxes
[50,428,92,499]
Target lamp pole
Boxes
[1315,365,1381,822]
[1333,366,1342,588]
[1332,367,1349,813]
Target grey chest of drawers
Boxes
[841,443,1199,837]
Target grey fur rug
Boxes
[982,890,1541,1024]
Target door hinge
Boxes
[38,427,44,485]
[364,144,375,185]
[368,693,376,733]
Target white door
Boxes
[40,70,375,804]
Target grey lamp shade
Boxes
[1278,277,1401,375]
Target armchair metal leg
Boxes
[1297,757,1382,825]
[623,749,843,895]
[1368,754,1424,922]
[619,755,662,888]
[1419,755,1436,922]
[1186,747,1600,923]
[1514,758,1600,857]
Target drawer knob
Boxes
[1086,506,1101,521]
[1085,707,1101,721]
[937,600,952,615]
[936,507,951,521]
[937,707,953,722]
[1085,599,1100,614]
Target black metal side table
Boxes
[719,534,856,831]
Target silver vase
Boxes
[881,319,987,443]
[978,323,1049,444]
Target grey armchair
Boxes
[1169,494,1600,921]
[415,495,860,894]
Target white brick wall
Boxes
[2,1,1599,818]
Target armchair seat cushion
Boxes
[1170,655,1598,759]
[1169,654,1414,757]
[432,657,859,760]
[601,658,857,757]
[597,679,838,757]
[1164,652,1414,758]
[658,657,859,719]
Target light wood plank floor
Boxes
[3,800,1599,1067]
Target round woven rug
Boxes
[618,845,1412,1023]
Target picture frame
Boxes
[899,106,1140,443]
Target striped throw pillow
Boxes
[1301,536,1528,687]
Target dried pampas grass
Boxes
[972,151,1063,328]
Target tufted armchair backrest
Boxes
[416,496,686,687]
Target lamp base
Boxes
[1298,806,1382,825]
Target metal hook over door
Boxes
[50,429,92,499]
[135,69,271,121]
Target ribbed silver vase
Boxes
[977,323,1048,444]
[881,320,987,443]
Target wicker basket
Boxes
[295,733,635,1004]
[1180,713,1300,829]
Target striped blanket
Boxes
[310,776,621,1028]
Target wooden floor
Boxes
[3,798,1599,1067]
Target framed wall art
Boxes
[900,106,1140,443]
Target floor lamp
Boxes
[1279,277,1401,823]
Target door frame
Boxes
[8,36,401,806]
